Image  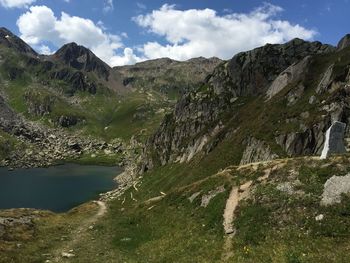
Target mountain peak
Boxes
[54,42,93,62]
[0,27,37,56]
[337,34,350,50]
[52,42,111,80]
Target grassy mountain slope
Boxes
[114,57,222,100]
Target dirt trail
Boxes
[51,201,107,262]
[221,181,252,261]
[223,187,239,235]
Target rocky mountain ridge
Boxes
[0,27,223,168]
[140,36,350,172]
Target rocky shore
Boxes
[0,116,126,169]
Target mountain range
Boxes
[1,27,350,262]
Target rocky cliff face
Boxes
[141,38,350,172]
[208,39,333,97]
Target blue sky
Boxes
[0,0,349,66]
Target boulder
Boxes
[320,121,346,159]
[321,174,350,205]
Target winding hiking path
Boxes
[52,201,107,262]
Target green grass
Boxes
[0,130,18,160]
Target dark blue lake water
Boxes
[0,164,120,212]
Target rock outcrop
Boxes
[240,137,278,165]
[320,121,347,159]
[316,64,334,94]
[50,69,97,95]
[337,34,350,51]
[266,56,312,100]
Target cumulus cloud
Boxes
[16,5,142,66]
[38,45,52,55]
[14,3,318,66]
[133,3,317,61]
[0,0,36,8]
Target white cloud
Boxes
[0,0,36,8]
[14,3,318,66]
[133,3,317,61]
[16,5,142,66]
[110,48,142,66]
[38,45,52,55]
[103,0,114,13]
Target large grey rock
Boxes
[320,121,346,159]
[316,64,334,94]
[266,56,311,100]
[321,174,350,205]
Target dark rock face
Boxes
[320,121,347,159]
[51,69,97,95]
[337,34,350,51]
[141,39,336,171]
[0,27,37,56]
[53,43,110,81]
[57,115,80,128]
[275,121,329,156]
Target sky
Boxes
[0,0,349,66]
